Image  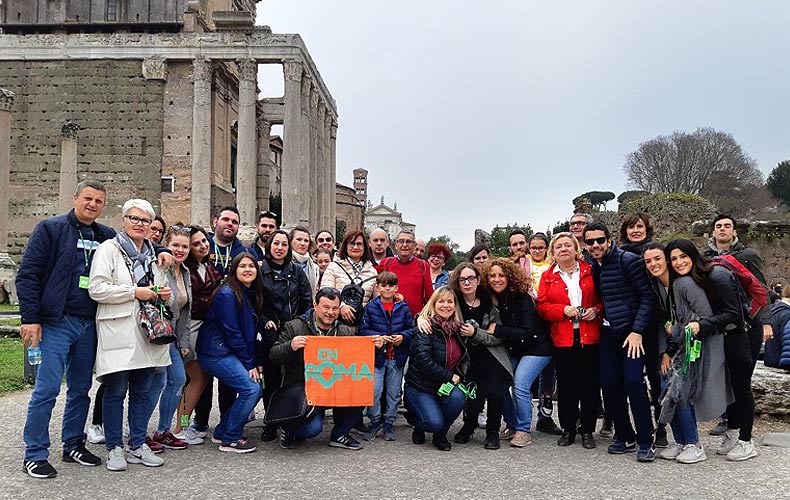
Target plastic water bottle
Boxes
[27,343,42,365]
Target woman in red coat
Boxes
[536,233,602,450]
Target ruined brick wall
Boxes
[0,59,165,258]
[161,61,193,227]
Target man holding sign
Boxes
[270,288,384,450]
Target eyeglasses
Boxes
[316,237,333,243]
[428,254,445,261]
[584,237,608,246]
[150,227,164,235]
[458,276,478,284]
[347,241,364,247]
[125,215,153,227]
[570,221,587,227]
[396,239,415,245]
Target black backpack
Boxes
[338,264,376,325]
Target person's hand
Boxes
[581,307,597,321]
[21,324,42,348]
[248,368,260,382]
[156,285,172,302]
[460,323,475,337]
[372,336,385,348]
[265,320,277,330]
[622,332,644,359]
[394,293,404,303]
[135,286,158,301]
[763,324,774,342]
[660,353,671,375]
[564,306,580,319]
[391,335,404,346]
[157,252,176,269]
[290,335,308,351]
[486,323,496,335]
[417,315,432,334]
[340,304,357,323]
[686,321,700,336]
[180,347,190,357]
[510,252,526,262]
[451,374,460,385]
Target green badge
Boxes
[78,276,90,289]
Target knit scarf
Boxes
[292,251,319,290]
[116,231,155,286]
[432,316,462,335]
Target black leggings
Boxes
[724,327,761,441]
[92,383,105,425]
[555,344,600,434]
[462,359,508,439]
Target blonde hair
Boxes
[420,286,462,323]
[548,232,583,262]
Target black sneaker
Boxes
[654,426,669,449]
[218,439,257,454]
[23,460,57,479]
[599,418,614,438]
[536,418,564,436]
[709,419,728,436]
[261,424,278,442]
[539,394,554,419]
[63,444,102,466]
[412,428,426,444]
[280,430,297,449]
[608,440,637,454]
[330,434,363,450]
[351,421,370,436]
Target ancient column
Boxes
[281,60,304,228]
[315,105,326,231]
[323,112,333,231]
[0,89,14,252]
[308,90,320,230]
[236,59,258,225]
[299,75,314,228]
[329,120,338,232]
[191,58,213,227]
[256,115,272,213]
[58,121,79,214]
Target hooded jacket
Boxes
[359,297,413,367]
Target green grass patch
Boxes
[0,303,19,312]
[0,337,25,395]
[0,318,21,328]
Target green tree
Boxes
[617,190,649,204]
[767,160,790,206]
[551,220,570,235]
[572,191,616,210]
[489,224,533,257]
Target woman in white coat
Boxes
[319,229,378,326]
[89,199,172,472]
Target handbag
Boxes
[338,264,375,325]
[263,382,316,425]
[138,297,176,345]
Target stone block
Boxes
[753,362,790,416]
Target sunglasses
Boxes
[584,237,608,246]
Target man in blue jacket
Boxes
[584,222,656,462]
[18,180,114,478]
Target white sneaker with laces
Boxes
[87,424,105,444]
[175,427,205,445]
[106,446,127,472]
[659,443,684,460]
[726,439,758,462]
[126,443,164,467]
[716,429,739,455]
[676,444,707,464]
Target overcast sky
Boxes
[256,1,790,250]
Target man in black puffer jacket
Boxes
[584,223,656,462]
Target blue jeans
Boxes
[669,403,698,445]
[502,355,552,432]
[148,343,187,433]
[199,354,261,444]
[369,360,404,426]
[403,384,466,434]
[599,327,653,446]
[103,368,157,450]
[285,407,362,441]
[23,315,97,461]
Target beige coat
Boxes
[89,238,170,381]
[320,257,378,307]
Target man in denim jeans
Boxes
[18,180,115,479]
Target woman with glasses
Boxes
[89,199,172,471]
[149,216,167,245]
[536,233,602,449]
[320,229,378,326]
[257,229,313,442]
[427,243,451,290]
[172,225,223,443]
[289,226,320,293]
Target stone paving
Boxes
[1,384,789,500]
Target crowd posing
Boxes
[18,179,783,479]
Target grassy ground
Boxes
[0,318,20,327]
[0,303,19,312]
[0,337,25,395]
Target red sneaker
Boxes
[143,436,165,454]
[153,431,188,450]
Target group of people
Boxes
[18,179,776,479]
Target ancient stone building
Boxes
[364,196,416,241]
[0,0,338,257]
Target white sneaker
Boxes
[676,444,707,464]
[716,429,739,455]
[726,440,758,462]
[106,446,127,472]
[659,443,684,460]
[477,413,487,429]
[126,444,164,467]
[87,424,105,444]
[175,427,205,445]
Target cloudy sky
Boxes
[256,1,790,250]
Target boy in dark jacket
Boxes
[359,272,413,441]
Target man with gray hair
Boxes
[378,229,433,317]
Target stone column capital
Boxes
[0,89,15,112]
[192,58,214,81]
[142,57,167,80]
[61,120,80,139]
[283,60,303,82]
[237,59,257,82]
[256,115,272,136]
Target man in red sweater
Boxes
[377,230,433,317]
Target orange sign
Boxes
[304,337,375,407]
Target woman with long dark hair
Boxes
[197,253,264,453]
[320,229,378,326]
